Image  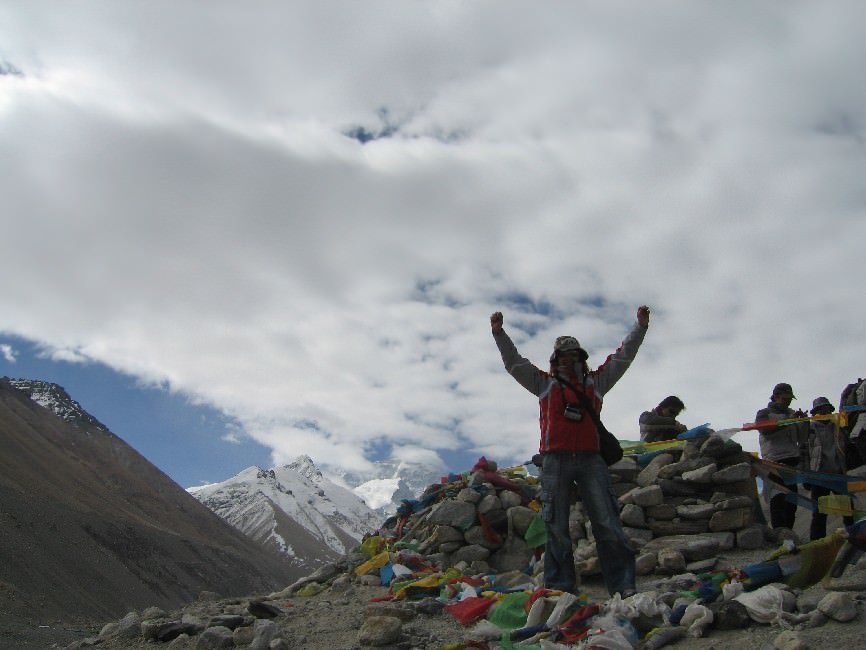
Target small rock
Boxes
[681,463,718,483]
[637,453,675,487]
[630,484,665,507]
[805,609,829,627]
[166,634,192,650]
[248,599,283,619]
[233,625,255,646]
[500,490,523,509]
[676,503,716,520]
[249,618,277,650]
[155,621,202,642]
[817,591,858,622]
[736,525,765,550]
[365,603,416,621]
[712,462,753,483]
[620,503,646,527]
[795,590,822,615]
[142,606,167,620]
[635,552,658,575]
[209,614,244,630]
[358,615,403,646]
[685,557,717,573]
[709,507,752,532]
[412,597,444,616]
[477,493,503,514]
[708,599,751,629]
[194,625,233,649]
[197,591,221,602]
[452,543,492,563]
[773,629,810,650]
[658,548,686,574]
[98,621,119,639]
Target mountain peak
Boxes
[4,377,107,431]
[327,457,446,516]
[189,459,380,567]
[286,454,322,480]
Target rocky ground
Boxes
[8,448,866,650]
[5,540,866,650]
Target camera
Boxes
[564,403,583,421]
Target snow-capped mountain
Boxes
[7,378,107,431]
[328,458,447,516]
[189,456,382,569]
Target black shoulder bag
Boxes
[556,376,624,466]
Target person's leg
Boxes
[574,452,635,596]
[810,485,830,540]
[767,472,790,529]
[540,453,577,593]
[779,458,800,530]
[768,459,799,530]
[783,495,798,530]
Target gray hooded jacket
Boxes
[755,402,807,462]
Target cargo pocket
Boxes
[540,472,556,524]
[540,487,554,523]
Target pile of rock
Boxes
[61,567,467,650]
[382,435,768,582]
[385,462,542,579]
[69,595,294,649]
[615,436,760,542]
[603,435,766,576]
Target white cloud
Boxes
[221,430,243,445]
[0,344,16,363]
[2,2,865,473]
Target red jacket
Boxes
[494,322,647,454]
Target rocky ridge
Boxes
[7,377,108,430]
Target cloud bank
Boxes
[2,2,865,474]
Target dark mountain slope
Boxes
[0,378,302,626]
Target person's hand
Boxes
[677,423,688,433]
[490,311,504,334]
[637,305,650,328]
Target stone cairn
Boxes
[384,434,768,582]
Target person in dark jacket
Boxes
[639,396,687,442]
[807,396,854,540]
[490,306,649,598]
[756,382,809,531]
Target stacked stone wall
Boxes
[384,435,767,581]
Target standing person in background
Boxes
[756,383,809,532]
[807,396,854,540]
[639,396,687,442]
[490,306,650,598]
[841,378,866,470]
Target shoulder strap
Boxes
[556,375,621,465]
[556,375,603,426]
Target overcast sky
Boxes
[2,1,865,486]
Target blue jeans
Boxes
[541,451,635,596]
